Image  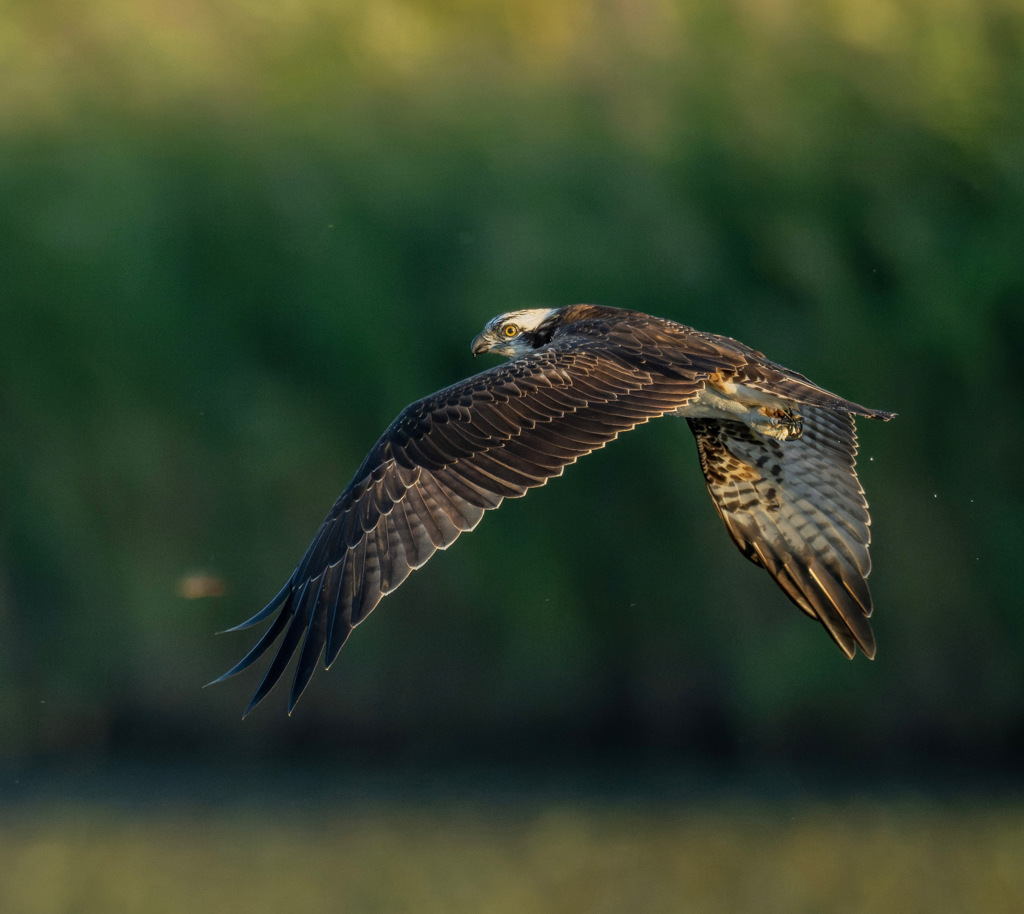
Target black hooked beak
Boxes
[471,332,492,357]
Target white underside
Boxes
[673,382,786,421]
[673,382,798,441]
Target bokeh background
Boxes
[2,0,1023,911]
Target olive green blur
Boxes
[4,799,1024,914]
[2,0,1022,769]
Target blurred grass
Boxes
[2,797,1022,913]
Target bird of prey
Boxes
[215,305,894,715]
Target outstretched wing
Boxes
[688,408,877,657]
[216,326,737,715]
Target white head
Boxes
[470,308,559,358]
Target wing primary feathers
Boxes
[287,570,333,714]
[219,580,291,633]
[324,552,354,667]
[219,304,892,714]
[806,559,875,646]
[206,596,294,686]
[241,578,312,718]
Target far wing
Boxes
[688,408,877,657]
[217,331,733,715]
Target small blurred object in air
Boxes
[177,572,226,600]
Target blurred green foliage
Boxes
[1,0,1022,765]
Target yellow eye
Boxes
[503,325,518,338]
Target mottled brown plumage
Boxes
[214,305,893,715]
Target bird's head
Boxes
[471,308,558,358]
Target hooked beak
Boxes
[471,332,493,357]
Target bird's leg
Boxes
[680,384,804,441]
[722,383,804,441]
[751,406,803,442]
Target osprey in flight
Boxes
[216,305,893,715]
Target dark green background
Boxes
[2,0,1022,776]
